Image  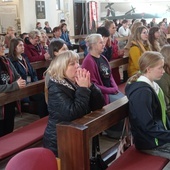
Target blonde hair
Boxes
[127,51,164,83]
[6,26,15,33]
[160,45,170,71]
[47,50,79,80]
[131,21,143,34]
[85,33,102,51]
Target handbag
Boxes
[115,118,133,159]
[90,135,108,170]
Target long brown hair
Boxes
[132,26,151,52]
[8,38,24,60]
[148,26,160,51]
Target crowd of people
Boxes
[1,16,170,162]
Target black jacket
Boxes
[125,81,170,150]
[43,79,104,156]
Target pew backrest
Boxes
[57,96,129,170]
[0,79,45,106]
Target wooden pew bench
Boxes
[30,51,85,71]
[0,80,48,161]
[57,96,169,170]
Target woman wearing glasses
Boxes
[0,36,26,137]
[128,26,151,77]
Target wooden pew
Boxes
[57,95,169,170]
[30,60,51,70]
[57,96,129,170]
[30,52,85,71]
[0,80,44,106]
[69,34,88,40]
[109,57,128,69]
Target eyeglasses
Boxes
[141,31,148,35]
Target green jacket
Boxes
[156,72,170,116]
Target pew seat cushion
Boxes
[107,145,169,170]
[0,116,48,160]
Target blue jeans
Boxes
[109,91,125,103]
[105,92,125,138]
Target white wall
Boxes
[19,0,36,33]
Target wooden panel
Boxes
[30,60,51,70]
[0,80,45,106]
[109,57,129,69]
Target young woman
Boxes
[104,20,124,85]
[44,40,68,103]
[43,50,104,156]
[148,26,161,52]
[156,45,170,117]
[124,21,143,57]
[125,51,170,159]
[51,26,64,43]
[128,26,151,77]
[60,23,73,50]
[8,38,48,118]
[0,36,26,137]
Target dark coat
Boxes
[9,54,38,83]
[125,81,170,150]
[43,79,104,156]
[0,56,20,119]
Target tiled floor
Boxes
[14,112,39,130]
[0,112,118,169]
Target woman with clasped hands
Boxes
[43,50,104,156]
[0,36,26,137]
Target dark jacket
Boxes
[9,54,38,83]
[0,56,20,119]
[43,79,104,156]
[60,31,72,46]
[44,26,52,33]
[125,81,170,150]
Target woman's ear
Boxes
[146,67,152,73]
[54,51,58,56]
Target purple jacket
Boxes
[82,53,118,104]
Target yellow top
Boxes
[128,46,142,77]
[128,43,150,77]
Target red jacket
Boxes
[24,40,46,62]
